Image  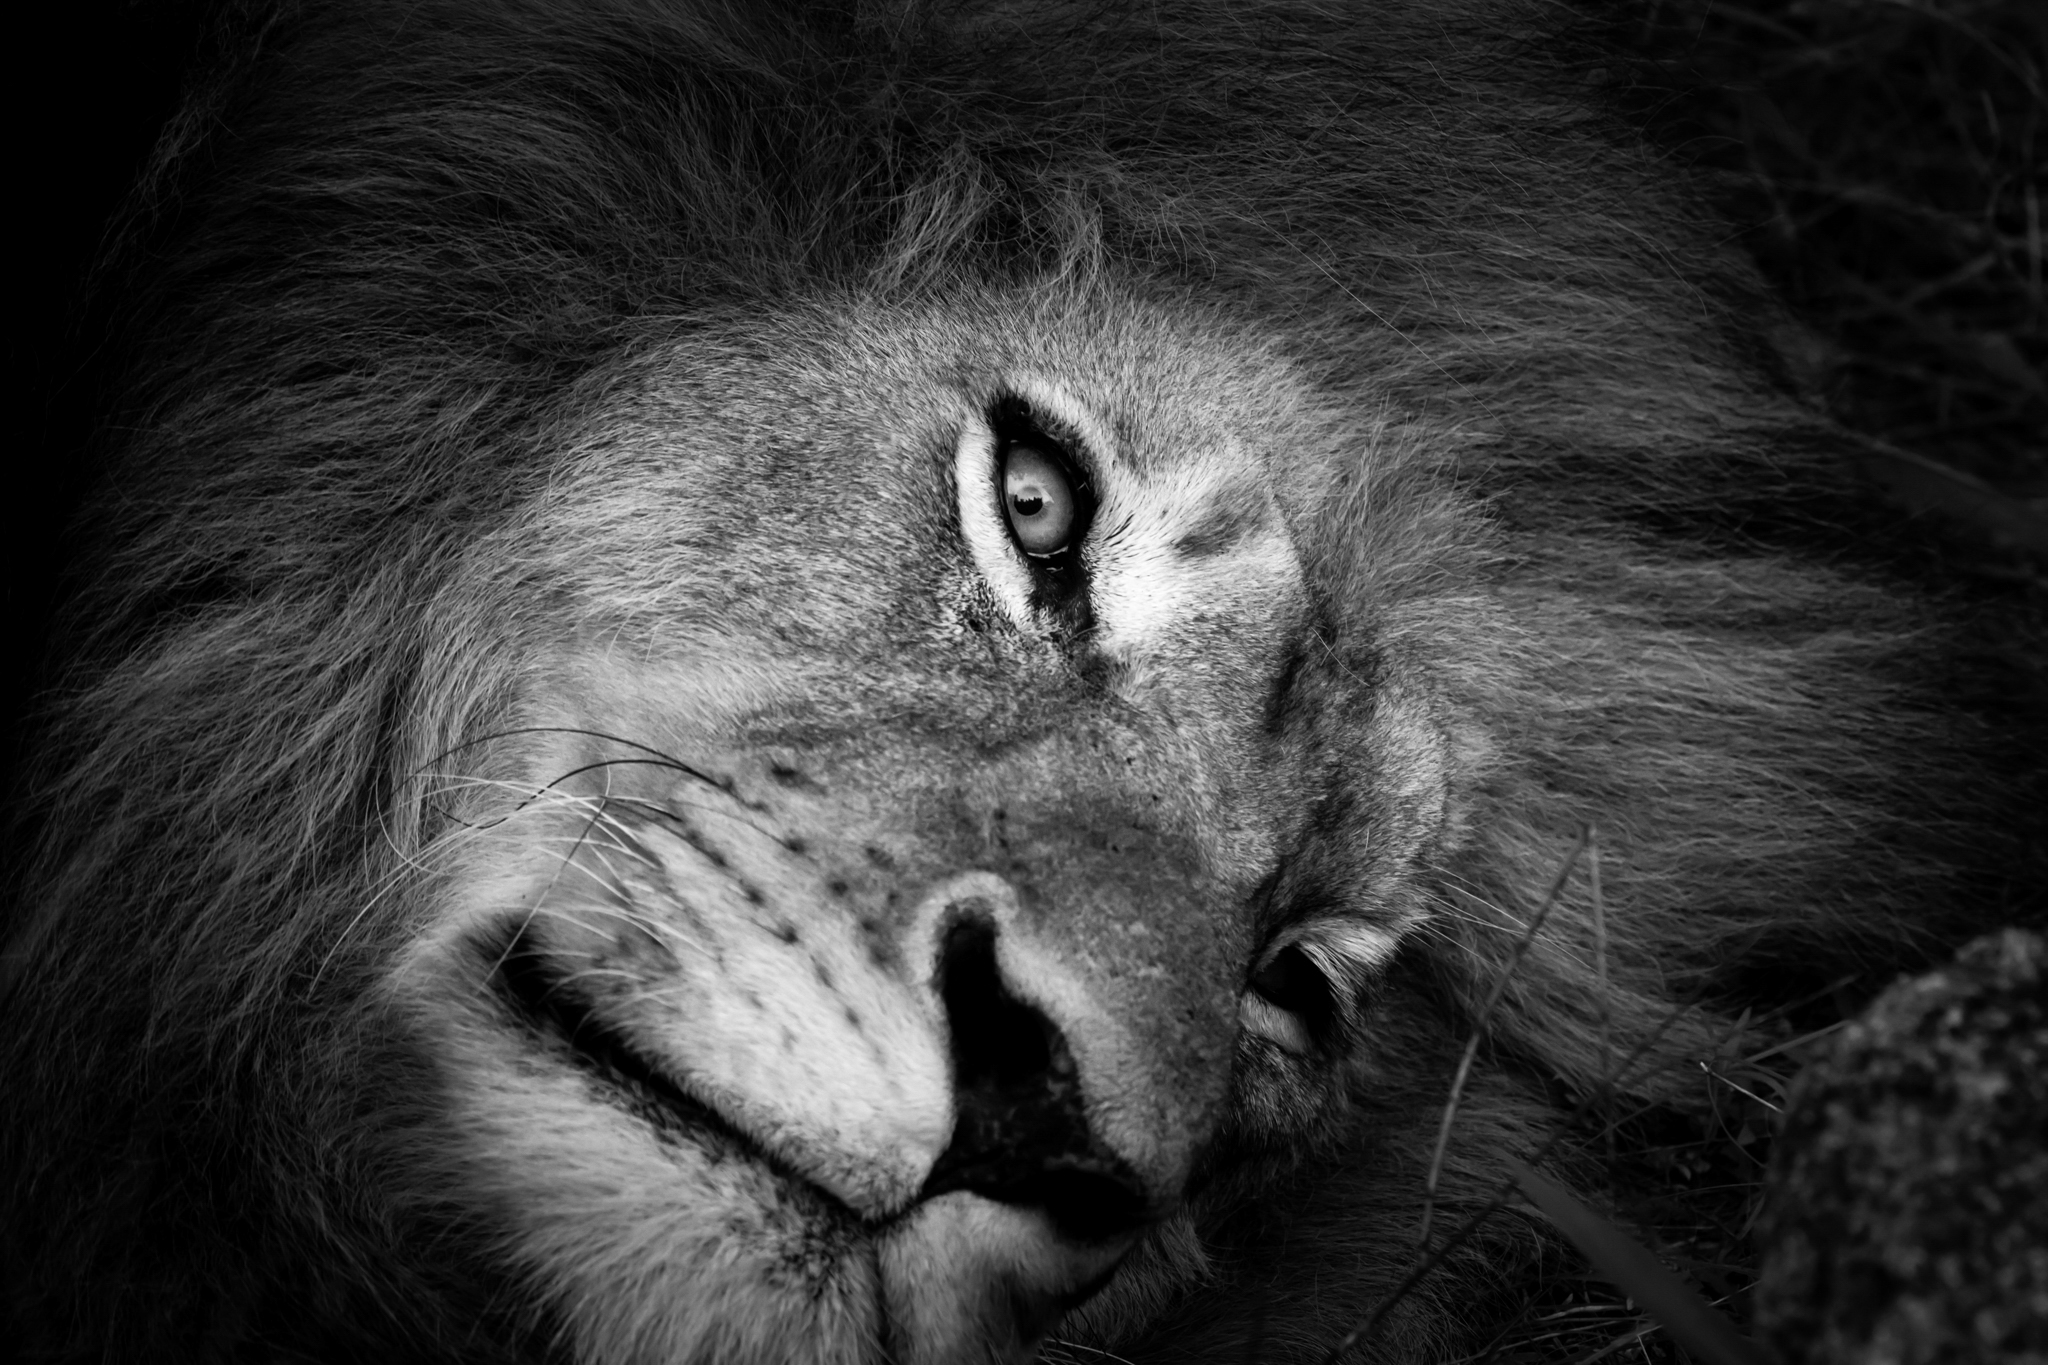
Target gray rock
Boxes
[1756,928,2048,1364]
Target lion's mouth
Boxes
[464,919,1164,1359]
[489,929,748,1147]
[485,923,1152,1244]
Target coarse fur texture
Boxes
[3,1,2042,1362]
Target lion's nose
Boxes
[882,916,1154,1364]
[878,870,1237,1361]
[919,918,1151,1241]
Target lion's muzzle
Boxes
[427,733,1250,1360]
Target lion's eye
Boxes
[1001,444,1077,556]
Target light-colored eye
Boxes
[1001,444,1076,556]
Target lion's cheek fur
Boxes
[413,813,957,1215]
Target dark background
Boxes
[10,0,209,788]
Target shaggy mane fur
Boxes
[5,1,2041,1361]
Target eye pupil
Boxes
[1000,443,1079,556]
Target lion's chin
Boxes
[438,1024,1146,1364]
[879,1194,1137,1365]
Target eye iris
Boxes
[1002,444,1076,555]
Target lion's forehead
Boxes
[546,298,1329,550]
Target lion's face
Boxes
[388,293,1461,1362]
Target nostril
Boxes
[939,919,1053,1091]
[922,919,1150,1243]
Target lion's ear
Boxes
[1240,920,1405,1055]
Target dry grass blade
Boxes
[1506,1158,1765,1365]
[1415,828,1592,1251]
[1567,1320,1658,1364]
[1320,988,1714,1365]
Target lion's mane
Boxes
[5,0,2041,1361]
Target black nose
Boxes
[920,919,1151,1243]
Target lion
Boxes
[4,0,2040,1361]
